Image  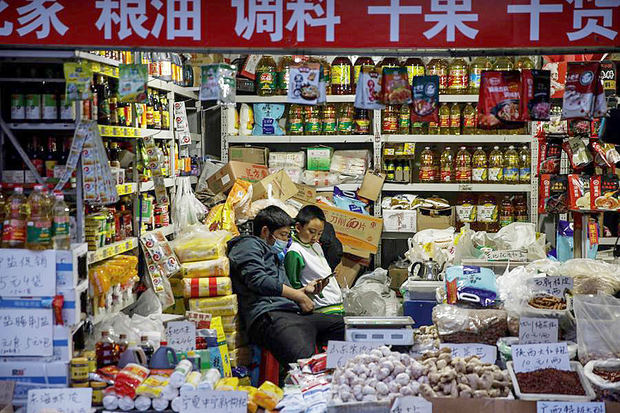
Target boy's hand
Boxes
[295,290,315,313]
[305,279,322,295]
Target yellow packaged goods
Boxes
[182,257,230,278]
[90,255,138,307]
[188,294,238,316]
[239,386,258,413]
[172,229,231,263]
[135,375,169,398]
[255,381,284,411]
[205,203,239,236]
[229,346,251,368]
[182,277,232,298]
[225,331,247,349]
[215,377,239,391]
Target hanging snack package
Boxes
[411,75,440,123]
[478,70,523,129]
[64,61,93,102]
[381,66,411,105]
[287,63,320,105]
[590,174,620,211]
[200,64,237,106]
[354,66,383,110]
[590,140,613,168]
[539,135,563,174]
[141,230,181,278]
[562,62,600,120]
[119,64,148,103]
[562,136,593,171]
[521,69,551,121]
[252,103,285,136]
[567,174,590,210]
[539,174,568,214]
[200,64,219,101]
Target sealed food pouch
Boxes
[172,229,231,263]
[135,375,169,398]
[255,381,284,411]
[215,377,239,391]
[114,363,150,399]
[180,371,202,391]
[182,257,230,278]
[478,70,523,129]
[188,294,238,315]
[182,277,232,298]
[239,386,259,413]
[411,75,440,123]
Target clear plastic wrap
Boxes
[182,257,230,278]
[330,150,370,178]
[182,277,232,298]
[432,304,508,345]
[584,359,620,402]
[171,228,231,263]
[172,176,208,235]
[574,295,620,364]
[188,294,238,316]
[343,268,400,316]
[558,259,620,295]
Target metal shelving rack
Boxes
[221,91,539,265]
[0,49,200,325]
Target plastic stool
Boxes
[259,348,279,385]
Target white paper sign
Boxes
[166,321,196,352]
[27,388,92,413]
[484,249,527,261]
[391,396,432,413]
[512,342,571,373]
[537,401,605,413]
[528,276,573,297]
[0,308,53,356]
[326,341,380,369]
[439,343,497,364]
[0,249,56,297]
[179,389,247,413]
[520,317,559,344]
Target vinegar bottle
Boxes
[472,147,488,183]
[455,146,472,183]
[96,330,118,368]
[503,145,519,184]
[51,192,70,250]
[440,147,454,183]
[488,146,504,183]
[419,147,436,183]
[1,186,29,248]
[499,196,514,228]
[331,56,353,95]
[26,184,52,250]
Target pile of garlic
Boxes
[330,346,512,404]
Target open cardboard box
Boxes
[320,204,383,257]
[228,146,269,165]
[252,169,298,201]
[417,206,455,231]
[206,161,269,194]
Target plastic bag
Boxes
[432,304,508,345]
[584,359,620,402]
[405,228,455,270]
[343,268,400,316]
[172,227,232,263]
[182,277,232,298]
[247,184,299,219]
[453,227,485,264]
[558,259,620,295]
[574,295,620,363]
[445,265,498,307]
[182,257,230,278]
[205,203,238,236]
[172,176,209,236]
[226,179,253,224]
[188,294,238,315]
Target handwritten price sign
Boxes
[179,390,247,413]
[0,249,56,297]
[166,321,196,352]
[528,276,573,297]
[391,396,432,413]
[27,388,92,413]
[439,343,497,364]
[0,308,53,356]
[537,402,605,413]
[520,317,558,344]
[326,341,379,369]
[512,342,570,373]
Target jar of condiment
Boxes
[287,104,304,135]
[91,381,108,406]
[353,108,371,135]
[337,103,354,135]
[304,105,321,135]
[71,357,89,383]
[382,105,398,134]
[321,104,337,135]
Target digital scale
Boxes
[344,316,415,346]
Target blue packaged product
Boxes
[445,265,497,307]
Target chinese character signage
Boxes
[0,0,618,49]
[326,340,379,368]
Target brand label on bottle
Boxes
[53,216,70,236]
[289,117,304,134]
[11,94,25,120]
[398,113,411,132]
[448,68,468,90]
[2,219,26,244]
[456,204,476,223]
[456,167,472,182]
[419,166,435,182]
[500,215,514,227]
[305,117,322,134]
[331,65,351,87]
[383,116,398,133]
[503,167,519,183]
[439,113,450,128]
[25,94,41,120]
[42,94,57,120]
[258,69,276,93]
[27,219,52,244]
[477,204,498,223]
[469,71,482,90]
[463,114,475,128]
[354,119,370,134]
[519,167,531,182]
[337,116,353,134]
[488,167,503,182]
[440,168,453,182]
[449,114,461,129]
[472,167,487,182]
[60,100,75,121]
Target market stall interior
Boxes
[0,11,620,413]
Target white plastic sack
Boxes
[453,227,485,264]
[574,294,620,364]
[558,259,620,295]
[584,359,620,394]
[173,176,209,235]
[248,184,299,219]
[405,228,455,270]
[343,268,400,316]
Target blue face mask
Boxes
[272,237,289,261]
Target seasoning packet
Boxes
[538,134,563,175]
[562,62,605,120]
[287,63,320,105]
[354,66,383,110]
[590,174,620,211]
[411,75,439,123]
[521,69,551,121]
[478,70,523,129]
[567,174,590,210]
[200,64,237,106]
[562,136,592,171]
[119,64,148,103]
[252,103,285,136]
[590,139,612,168]
[381,66,411,105]
[540,174,568,214]
[63,61,93,102]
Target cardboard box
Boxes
[252,169,298,201]
[206,161,269,194]
[417,207,455,231]
[320,204,383,256]
[358,172,386,201]
[228,146,269,165]
[334,256,363,289]
[383,209,417,232]
[293,184,317,205]
[388,265,409,291]
[56,243,87,289]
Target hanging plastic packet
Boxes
[173,101,192,147]
[287,63,320,105]
[562,62,600,120]
[478,70,523,129]
[567,174,590,210]
[317,63,327,105]
[119,64,148,103]
[521,69,551,121]
[63,61,93,102]
[82,123,119,205]
[54,121,90,191]
[142,135,169,205]
[199,64,236,106]
[333,186,368,215]
[354,66,383,110]
[381,66,411,105]
[590,139,612,168]
[539,174,568,214]
[602,143,620,164]
[141,230,181,278]
[445,265,498,307]
[562,136,592,171]
[538,135,563,174]
[411,75,439,123]
[252,103,285,135]
[590,174,620,210]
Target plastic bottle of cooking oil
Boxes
[1,186,29,248]
[450,103,461,135]
[419,146,436,183]
[519,145,531,184]
[438,103,450,135]
[503,145,520,184]
[488,146,504,183]
[440,147,454,183]
[455,146,472,183]
[26,184,52,250]
[52,192,71,250]
[472,146,488,183]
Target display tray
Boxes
[507,361,596,401]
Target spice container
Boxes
[71,357,89,383]
[91,381,108,406]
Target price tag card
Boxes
[179,389,247,413]
[528,276,573,297]
[484,249,527,261]
[439,343,497,364]
[520,317,559,344]
[0,249,56,297]
[166,321,196,352]
[391,396,432,413]
[537,401,605,413]
[27,388,92,413]
[512,342,570,373]
[0,308,53,356]
[326,341,380,369]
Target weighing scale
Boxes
[344,316,415,345]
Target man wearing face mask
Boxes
[228,206,345,367]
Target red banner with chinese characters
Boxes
[0,0,618,50]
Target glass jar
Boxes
[322,103,337,135]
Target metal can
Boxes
[91,381,108,406]
[83,350,97,372]
[71,357,89,382]
[71,380,89,388]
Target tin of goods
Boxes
[83,350,97,372]
[71,357,90,382]
[71,381,90,388]
[91,381,108,406]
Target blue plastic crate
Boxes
[403,300,437,327]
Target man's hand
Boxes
[295,290,315,313]
[305,279,322,295]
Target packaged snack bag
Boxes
[182,277,233,298]
[114,363,150,399]
[252,103,285,135]
[182,257,230,278]
[381,66,411,105]
[287,63,320,105]
[478,70,523,129]
[562,62,606,120]
[354,66,383,110]
[411,75,439,123]
[521,69,551,121]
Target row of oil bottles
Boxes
[383,145,531,184]
[255,55,535,96]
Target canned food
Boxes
[71,357,89,382]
